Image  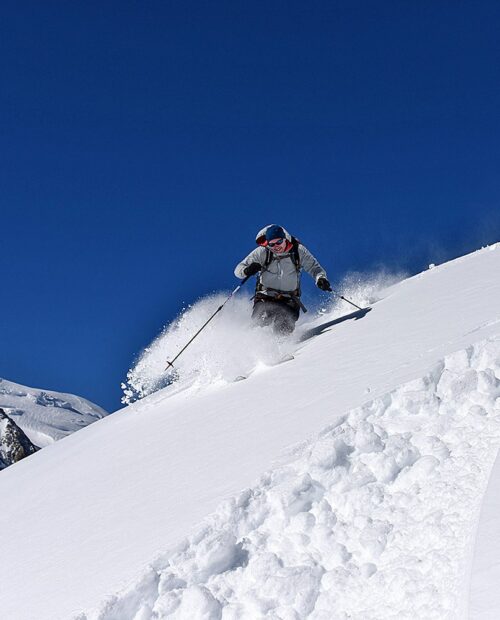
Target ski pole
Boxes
[165,275,251,371]
[328,288,365,311]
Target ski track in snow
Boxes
[82,336,500,620]
[121,271,402,405]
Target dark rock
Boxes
[0,408,39,470]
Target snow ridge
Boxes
[83,336,500,620]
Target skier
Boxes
[234,224,331,334]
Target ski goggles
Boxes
[267,238,285,247]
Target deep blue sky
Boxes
[1,1,499,411]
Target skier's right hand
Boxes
[244,263,262,277]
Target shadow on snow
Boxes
[299,307,371,342]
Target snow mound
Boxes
[122,271,402,404]
[84,336,500,620]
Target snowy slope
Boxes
[0,377,108,447]
[0,244,499,620]
[86,340,500,620]
[469,439,500,618]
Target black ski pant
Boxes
[252,298,300,334]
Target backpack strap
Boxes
[290,237,301,271]
[256,237,302,293]
[255,249,273,292]
[290,237,302,298]
[263,248,273,269]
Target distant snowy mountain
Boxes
[0,408,38,469]
[0,244,499,620]
[0,377,108,448]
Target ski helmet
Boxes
[265,225,286,241]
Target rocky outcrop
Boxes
[0,408,38,470]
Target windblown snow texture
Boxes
[82,338,500,620]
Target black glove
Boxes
[243,262,262,277]
[317,277,331,291]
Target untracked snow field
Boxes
[0,244,499,620]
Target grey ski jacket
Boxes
[234,244,328,295]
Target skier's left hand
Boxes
[317,277,331,292]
